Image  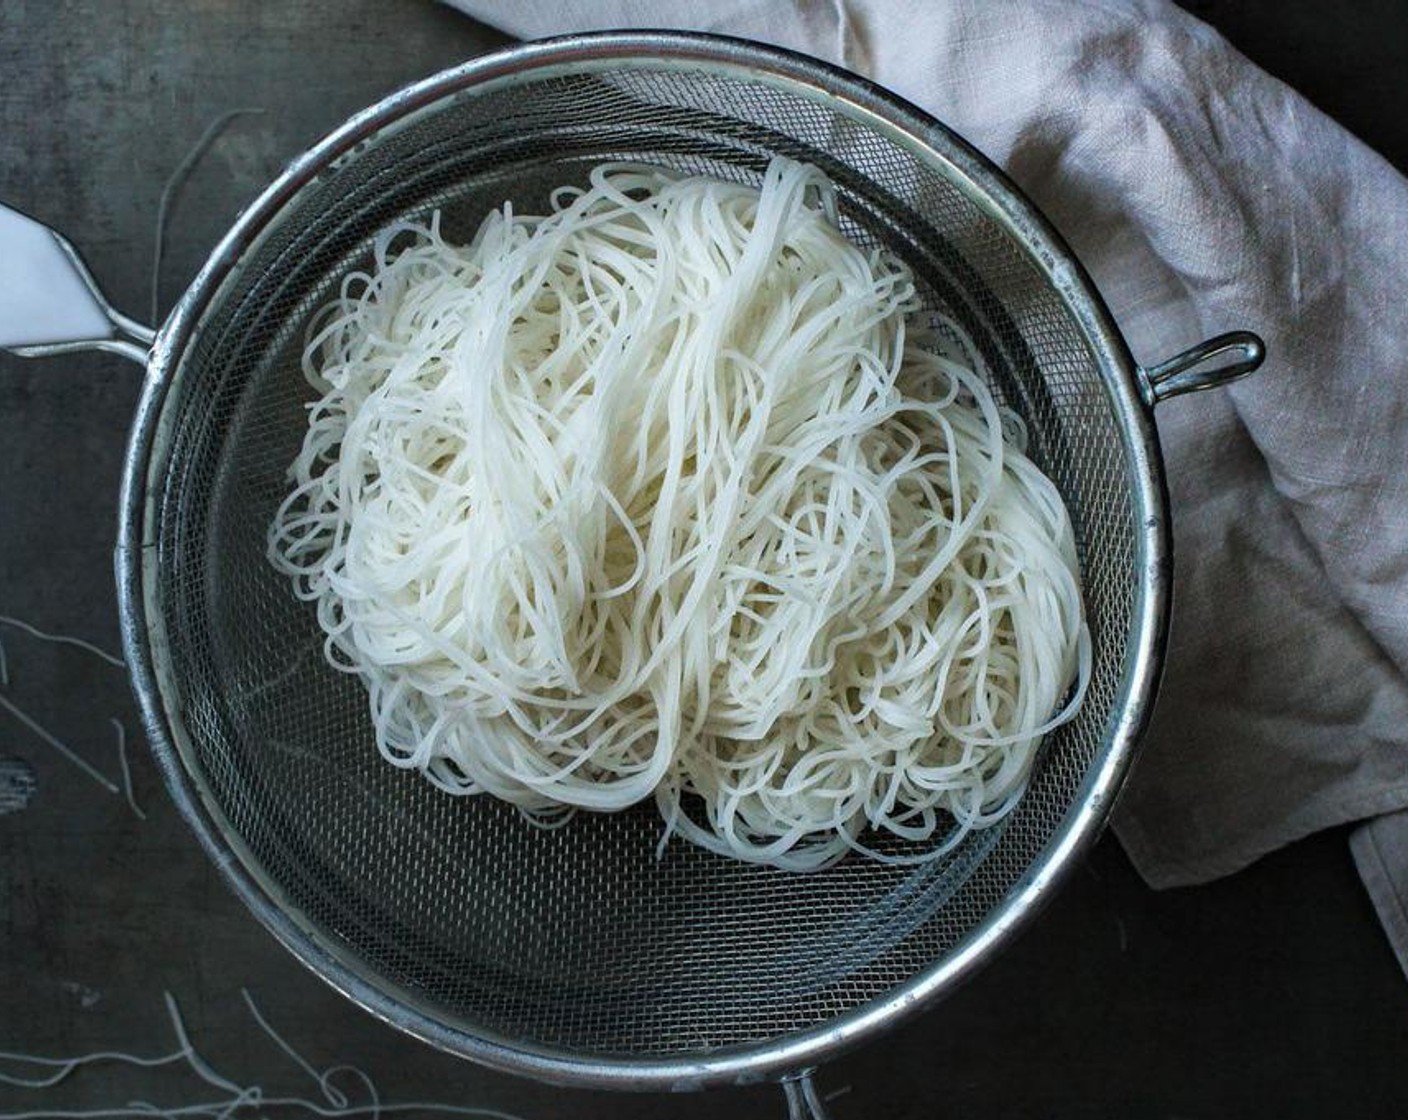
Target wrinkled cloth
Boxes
[443,0,1408,972]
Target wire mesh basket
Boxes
[0,30,1263,1109]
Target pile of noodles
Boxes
[268,157,1089,870]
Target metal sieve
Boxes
[0,32,1263,1116]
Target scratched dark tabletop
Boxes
[2,3,1406,1118]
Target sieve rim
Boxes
[114,30,1170,1091]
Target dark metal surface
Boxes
[2,3,1407,1118]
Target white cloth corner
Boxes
[441,0,1408,963]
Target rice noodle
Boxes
[268,157,1089,869]
[0,988,529,1120]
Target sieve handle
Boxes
[781,1070,834,1119]
[1138,330,1266,406]
[0,202,154,365]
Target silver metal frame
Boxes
[96,31,1262,1093]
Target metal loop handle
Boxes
[782,1070,835,1119]
[0,202,153,366]
[1139,330,1266,406]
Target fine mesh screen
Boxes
[145,61,1139,1061]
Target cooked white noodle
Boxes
[268,157,1089,869]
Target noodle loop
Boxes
[269,158,1089,869]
